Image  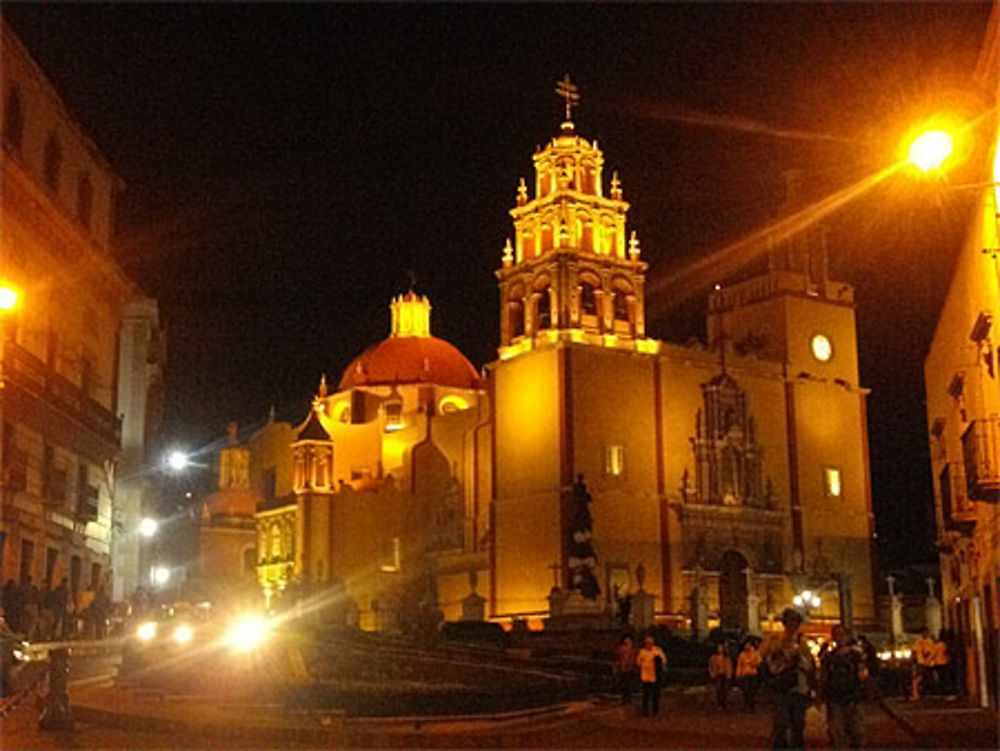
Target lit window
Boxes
[824,467,842,498]
[439,395,469,413]
[384,400,403,430]
[379,537,400,572]
[605,445,624,477]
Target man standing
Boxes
[820,624,867,749]
[737,640,762,711]
[911,628,935,699]
[635,635,666,716]
[761,607,815,748]
[614,635,637,706]
[709,644,733,709]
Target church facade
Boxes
[247,109,876,633]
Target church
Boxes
[215,92,877,633]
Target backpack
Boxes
[654,653,665,684]
[826,653,861,702]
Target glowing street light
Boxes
[0,285,19,312]
[152,566,171,586]
[792,589,822,611]
[138,517,159,538]
[908,130,954,174]
[166,450,190,472]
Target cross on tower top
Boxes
[555,74,580,124]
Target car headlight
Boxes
[223,615,270,653]
[136,621,158,641]
[172,623,193,645]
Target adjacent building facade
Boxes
[245,110,876,634]
[923,4,999,711]
[0,20,161,604]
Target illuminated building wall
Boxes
[0,21,155,601]
[923,2,999,710]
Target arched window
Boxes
[509,300,525,338]
[76,174,93,229]
[537,289,552,330]
[580,282,597,316]
[43,134,61,192]
[3,86,24,150]
[270,522,282,559]
[613,291,630,322]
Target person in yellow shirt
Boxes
[736,640,762,711]
[635,635,667,716]
[708,644,734,709]
[911,629,935,700]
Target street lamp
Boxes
[908,130,955,174]
[138,517,159,538]
[793,589,822,612]
[165,450,190,472]
[152,566,171,586]
[0,285,19,312]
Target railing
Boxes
[961,416,1000,503]
[3,342,121,447]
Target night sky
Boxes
[4,3,994,569]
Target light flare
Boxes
[908,130,954,173]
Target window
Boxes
[605,445,625,477]
[384,399,403,430]
[613,291,630,322]
[824,467,842,498]
[262,467,276,499]
[76,174,93,229]
[580,282,597,316]
[90,562,101,588]
[537,289,552,329]
[509,300,525,338]
[379,537,401,572]
[43,133,62,192]
[3,86,24,150]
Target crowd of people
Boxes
[612,607,956,749]
[1,577,113,641]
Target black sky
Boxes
[4,3,994,569]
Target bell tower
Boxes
[497,76,650,358]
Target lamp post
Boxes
[0,284,20,583]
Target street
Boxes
[3,669,996,750]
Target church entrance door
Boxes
[719,550,749,631]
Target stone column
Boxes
[924,578,942,639]
[690,574,708,641]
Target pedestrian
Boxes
[761,607,815,749]
[736,640,762,711]
[931,634,949,696]
[635,635,666,716]
[91,586,111,639]
[911,628,935,700]
[819,624,867,749]
[75,583,95,639]
[708,643,733,709]
[940,628,963,697]
[21,577,39,641]
[614,635,637,706]
[39,584,55,641]
[1,578,21,634]
[50,578,69,639]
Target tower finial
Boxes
[318,373,328,398]
[610,170,622,200]
[502,238,514,267]
[555,74,580,125]
[629,231,640,260]
[516,177,528,206]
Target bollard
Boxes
[38,647,73,731]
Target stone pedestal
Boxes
[746,592,761,635]
[547,587,612,631]
[890,594,904,642]
[462,592,487,622]
[924,596,942,639]
[632,590,656,631]
[690,585,708,641]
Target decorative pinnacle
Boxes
[629,231,640,259]
[610,171,622,200]
[318,373,328,398]
[502,238,514,266]
[516,177,528,206]
[556,74,580,124]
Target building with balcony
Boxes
[0,20,161,606]
[923,4,999,711]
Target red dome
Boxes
[338,336,481,391]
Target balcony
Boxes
[961,416,1000,503]
[939,462,976,534]
[3,341,121,448]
